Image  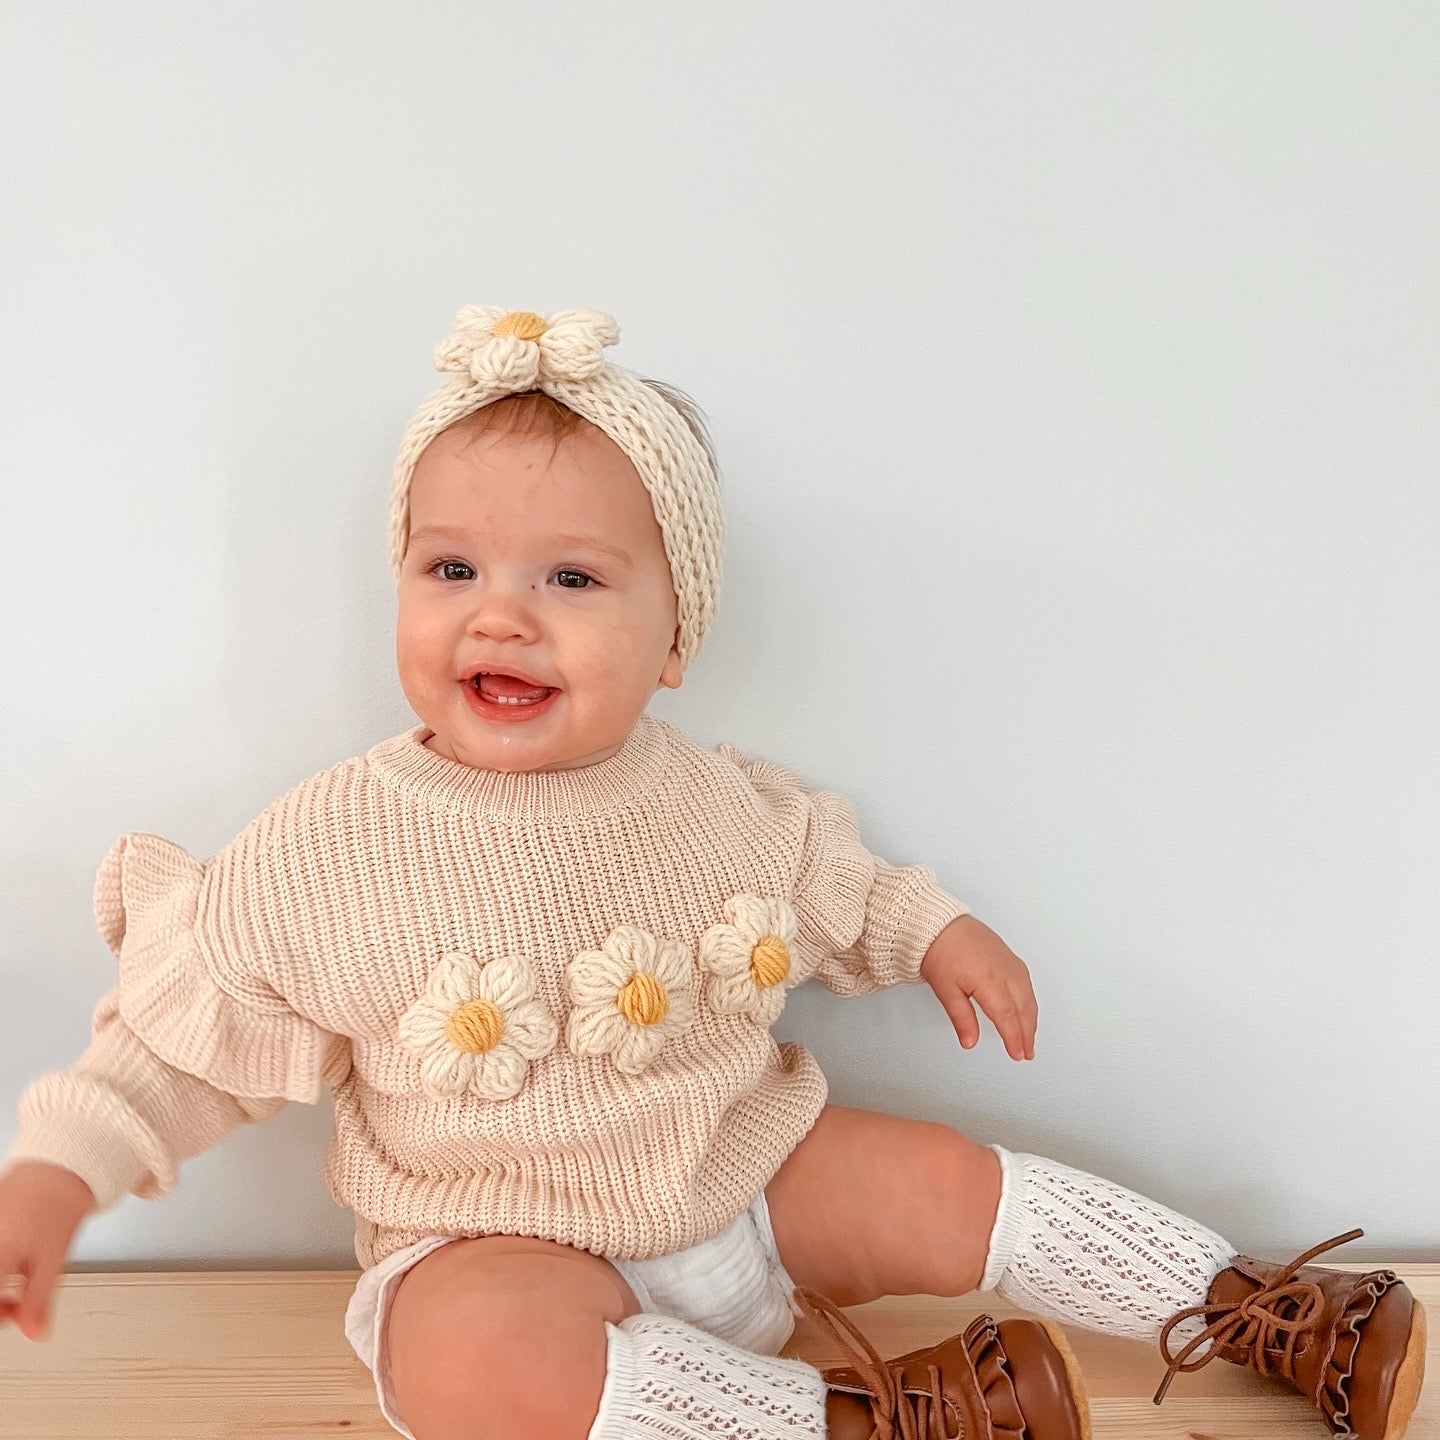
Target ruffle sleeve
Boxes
[9,989,290,1209]
[5,831,348,1210]
[717,744,970,995]
[93,830,350,1103]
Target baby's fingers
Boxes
[975,983,1028,1061]
[0,1265,28,1332]
[4,1254,57,1342]
[22,1261,58,1341]
[943,991,982,1050]
[1010,979,1039,1060]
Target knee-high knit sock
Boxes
[980,1147,1238,1341]
[588,1311,828,1440]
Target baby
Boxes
[0,305,1425,1440]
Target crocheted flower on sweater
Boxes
[398,951,559,1101]
[432,305,620,391]
[565,924,696,1075]
[698,894,804,1027]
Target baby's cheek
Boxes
[576,614,648,677]
[394,622,449,692]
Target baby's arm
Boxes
[789,777,1039,1055]
[0,989,294,1343]
[718,743,971,994]
[8,987,291,1207]
[719,745,1038,1051]
[792,785,972,994]
[1,827,349,1342]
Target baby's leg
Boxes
[771,1111,1423,1439]
[763,1103,1005,1306]
[386,1234,640,1438]
[385,1232,829,1440]
[765,1103,1233,1339]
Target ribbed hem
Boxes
[364,714,673,821]
[4,1107,153,1212]
[980,1144,1027,1291]
[866,863,970,987]
[590,1321,638,1440]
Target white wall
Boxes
[2,3,1435,1268]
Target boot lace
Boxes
[1152,1227,1363,1405]
[793,1285,966,1440]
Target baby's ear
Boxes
[658,636,684,691]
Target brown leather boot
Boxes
[1153,1228,1428,1440]
[794,1285,1091,1440]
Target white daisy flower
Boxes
[432,306,619,390]
[565,923,696,1075]
[698,894,803,1027]
[398,951,558,1101]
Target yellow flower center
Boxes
[491,310,548,342]
[750,936,791,989]
[445,998,505,1054]
[617,971,670,1027]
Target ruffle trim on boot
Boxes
[1314,1268,1396,1435]
[796,1287,1027,1439]
[957,1315,1028,1438]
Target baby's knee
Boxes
[386,1242,636,1440]
[392,1304,613,1440]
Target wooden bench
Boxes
[3,1264,1435,1437]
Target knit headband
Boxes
[386,305,724,671]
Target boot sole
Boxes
[1033,1318,1094,1440]
[1382,1298,1428,1440]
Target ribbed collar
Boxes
[364,714,672,822]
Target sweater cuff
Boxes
[870,862,971,988]
[5,1120,142,1214]
[7,1073,173,1211]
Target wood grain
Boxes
[1,1263,1434,1437]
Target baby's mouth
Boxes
[470,672,557,708]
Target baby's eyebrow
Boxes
[409,524,633,568]
[550,533,634,568]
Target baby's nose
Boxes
[465,582,544,640]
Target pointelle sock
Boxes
[980,1146,1239,1343]
[587,1310,829,1440]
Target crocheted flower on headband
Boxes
[698,894,805,1027]
[565,923,696,1075]
[433,305,621,391]
[398,951,559,1101]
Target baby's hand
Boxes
[0,1160,96,1342]
[918,915,1038,1061]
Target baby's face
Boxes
[396,417,683,772]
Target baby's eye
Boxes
[424,559,597,590]
[427,559,474,582]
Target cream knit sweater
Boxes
[6,716,968,1268]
